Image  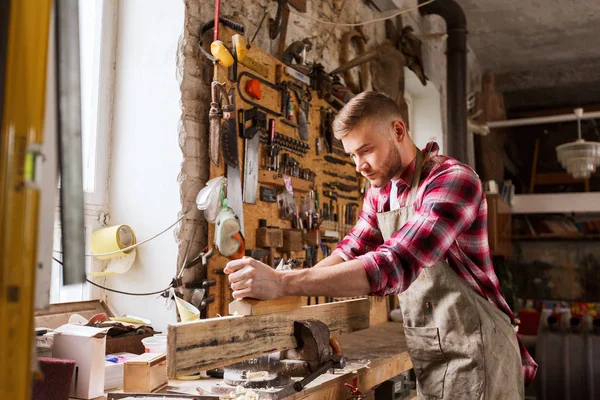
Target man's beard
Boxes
[368,146,403,188]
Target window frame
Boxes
[50,0,118,304]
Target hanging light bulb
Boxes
[555,108,600,179]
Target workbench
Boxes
[105,322,413,400]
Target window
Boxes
[50,0,117,303]
[404,67,444,153]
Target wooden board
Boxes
[228,296,303,316]
[369,296,389,326]
[34,300,112,329]
[160,322,412,399]
[167,299,370,377]
[206,28,365,317]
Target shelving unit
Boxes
[512,192,600,214]
[513,233,600,241]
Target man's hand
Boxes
[224,257,284,300]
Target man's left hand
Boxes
[224,257,284,300]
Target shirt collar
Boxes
[394,141,440,188]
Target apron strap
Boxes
[409,148,424,205]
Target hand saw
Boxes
[226,88,244,234]
[239,108,266,204]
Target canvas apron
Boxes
[376,151,524,399]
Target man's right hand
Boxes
[224,257,284,300]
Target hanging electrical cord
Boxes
[51,209,198,296]
[288,0,436,27]
[52,256,176,296]
[53,209,190,258]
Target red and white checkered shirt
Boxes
[333,142,538,385]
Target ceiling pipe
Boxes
[488,110,600,129]
[419,0,468,162]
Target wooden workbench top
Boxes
[109,322,412,400]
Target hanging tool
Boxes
[323,190,358,201]
[288,81,311,141]
[228,32,249,83]
[324,155,352,166]
[258,132,310,156]
[338,27,370,94]
[282,38,312,77]
[266,118,279,171]
[323,170,358,182]
[245,78,261,100]
[320,107,345,156]
[208,82,227,166]
[324,181,357,192]
[199,14,249,166]
[221,87,239,168]
[237,71,283,116]
[198,17,249,69]
[239,108,267,204]
[226,89,244,233]
[214,205,245,260]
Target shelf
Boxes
[512,192,600,214]
[514,233,600,241]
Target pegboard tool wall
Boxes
[206,28,364,317]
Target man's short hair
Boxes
[332,91,404,139]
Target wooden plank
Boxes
[34,300,112,329]
[167,299,370,377]
[228,296,303,316]
[533,172,589,188]
[512,192,600,214]
[162,323,411,399]
[369,296,389,326]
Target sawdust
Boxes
[245,370,269,380]
[219,385,260,400]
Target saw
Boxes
[226,88,244,234]
[239,108,266,204]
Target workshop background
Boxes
[16,0,599,398]
[88,0,487,333]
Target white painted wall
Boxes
[404,67,445,153]
[106,0,183,332]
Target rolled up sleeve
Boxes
[357,165,483,296]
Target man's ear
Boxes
[392,120,407,142]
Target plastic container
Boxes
[141,335,167,354]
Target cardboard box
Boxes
[52,324,110,399]
[123,353,167,393]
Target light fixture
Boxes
[555,108,600,179]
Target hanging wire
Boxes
[52,256,174,296]
[53,208,193,257]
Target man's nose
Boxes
[355,157,367,173]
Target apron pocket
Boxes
[404,326,448,399]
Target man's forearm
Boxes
[280,259,371,297]
[312,253,345,268]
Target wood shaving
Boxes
[246,370,269,380]
[219,385,260,400]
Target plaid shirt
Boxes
[333,142,537,385]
